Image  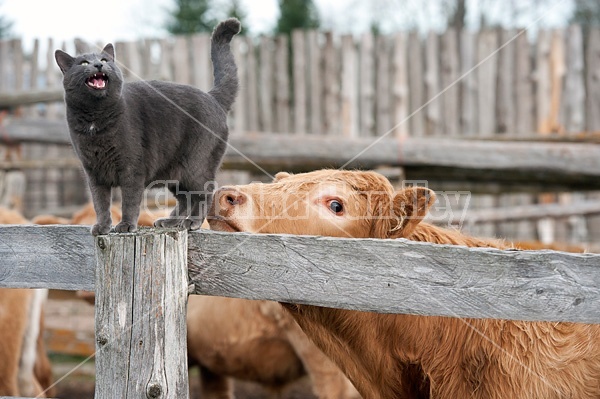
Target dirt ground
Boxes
[44,291,318,399]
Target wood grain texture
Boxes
[94,229,189,399]
[258,36,274,132]
[0,225,94,290]
[188,230,600,324]
[292,30,306,134]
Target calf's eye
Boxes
[328,200,344,215]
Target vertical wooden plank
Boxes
[12,39,24,91]
[307,30,322,134]
[515,30,534,135]
[245,37,259,132]
[322,32,339,136]
[375,35,391,136]
[340,34,358,137]
[424,31,442,136]
[115,42,130,79]
[292,30,307,134]
[25,39,40,117]
[407,31,424,137]
[460,30,477,136]
[477,30,498,136]
[125,41,143,80]
[0,40,7,91]
[190,34,211,91]
[535,29,552,134]
[172,36,191,84]
[497,29,521,239]
[231,39,246,134]
[158,39,173,81]
[534,29,558,242]
[45,38,60,119]
[512,30,536,240]
[258,36,274,132]
[440,28,460,137]
[94,230,189,399]
[74,38,90,54]
[585,28,600,132]
[548,29,565,134]
[359,32,375,137]
[275,35,290,134]
[496,29,516,135]
[391,32,409,137]
[474,30,499,237]
[562,25,585,133]
[29,39,39,90]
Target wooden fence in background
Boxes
[1,26,600,244]
[1,26,600,136]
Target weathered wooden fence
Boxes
[1,26,600,135]
[1,26,600,244]
[0,225,599,398]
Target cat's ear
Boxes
[55,50,75,74]
[102,43,115,61]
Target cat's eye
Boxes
[101,58,107,63]
[80,61,89,66]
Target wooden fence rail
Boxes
[3,119,600,192]
[1,226,600,398]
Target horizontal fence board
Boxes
[1,227,600,323]
[452,198,600,224]
[0,225,94,290]
[3,119,599,173]
[188,230,600,324]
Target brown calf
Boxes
[208,169,600,399]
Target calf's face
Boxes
[208,170,435,239]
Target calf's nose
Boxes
[216,187,247,211]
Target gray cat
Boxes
[55,19,240,235]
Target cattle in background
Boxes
[0,207,54,397]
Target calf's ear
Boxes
[273,172,292,182]
[390,187,436,238]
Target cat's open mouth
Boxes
[86,72,108,90]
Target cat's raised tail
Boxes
[209,18,241,113]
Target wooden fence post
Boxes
[94,229,189,399]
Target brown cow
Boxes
[0,207,54,397]
[208,169,600,399]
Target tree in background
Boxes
[275,0,320,35]
[0,1,12,39]
[225,0,248,35]
[570,0,600,28]
[166,0,216,35]
[442,0,466,32]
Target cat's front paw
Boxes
[114,222,137,233]
[91,224,111,236]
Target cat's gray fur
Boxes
[55,19,240,235]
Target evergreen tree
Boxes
[570,0,600,28]
[275,0,320,35]
[166,0,216,35]
[225,0,247,35]
[0,1,12,39]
